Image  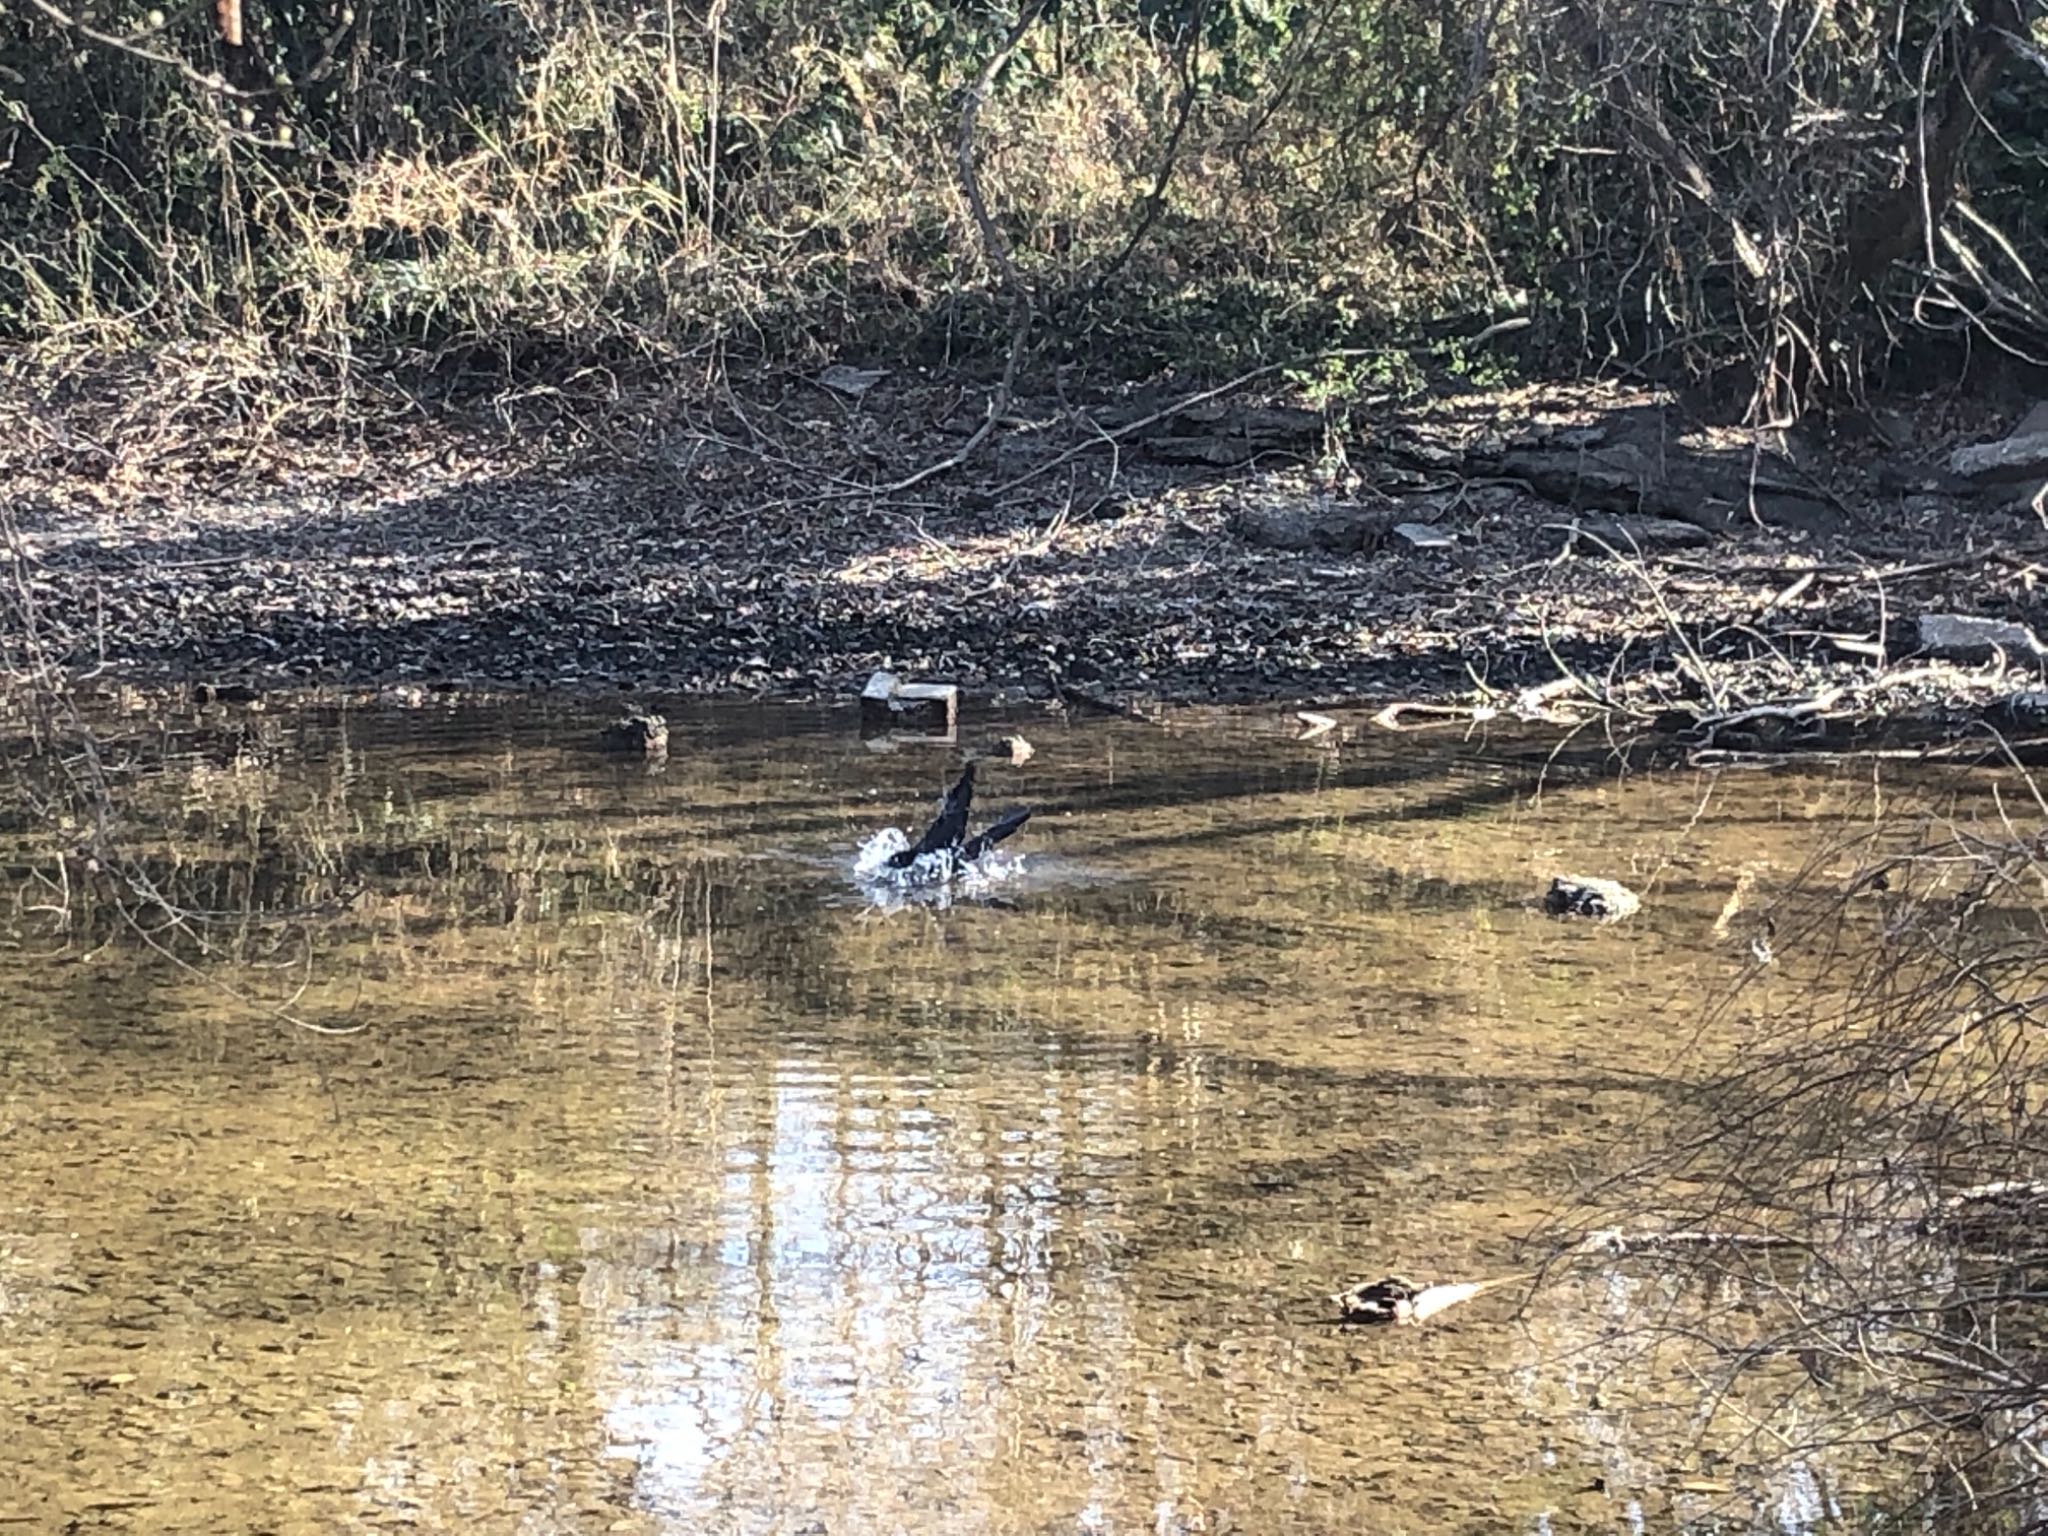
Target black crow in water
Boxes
[885,761,1032,870]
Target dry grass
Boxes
[1,0,2042,425]
[0,0,1530,397]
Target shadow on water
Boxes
[0,697,1981,1531]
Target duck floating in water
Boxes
[886,761,1031,875]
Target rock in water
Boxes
[980,734,1035,765]
[1544,875,1640,922]
[600,712,670,758]
[1330,1275,1508,1326]
[1332,1277,1421,1324]
[859,671,959,734]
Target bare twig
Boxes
[1094,0,1211,289]
[17,0,259,97]
[877,1,1045,496]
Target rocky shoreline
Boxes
[8,375,2047,740]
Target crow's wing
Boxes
[960,807,1031,861]
[886,763,976,867]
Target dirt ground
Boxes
[7,366,2047,735]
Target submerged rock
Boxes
[600,712,670,758]
[1544,874,1640,922]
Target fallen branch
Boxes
[988,344,1404,499]
[1686,691,1843,748]
[1690,734,2048,768]
[1371,700,1501,730]
[1569,1228,1803,1258]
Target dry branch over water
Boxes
[1551,788,2048,1529]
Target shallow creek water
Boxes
[0,701,1988,1533]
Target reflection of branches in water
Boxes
[0,502,371,1032]
[1556,762,2048,1525]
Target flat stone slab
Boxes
[1917,613,2047,664]
[859,671,959,733]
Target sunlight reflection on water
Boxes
[0,698,2001,1533]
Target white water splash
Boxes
[853,827,913,878]
[851,826,1027,910]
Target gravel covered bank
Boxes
[9,375,2047,732]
